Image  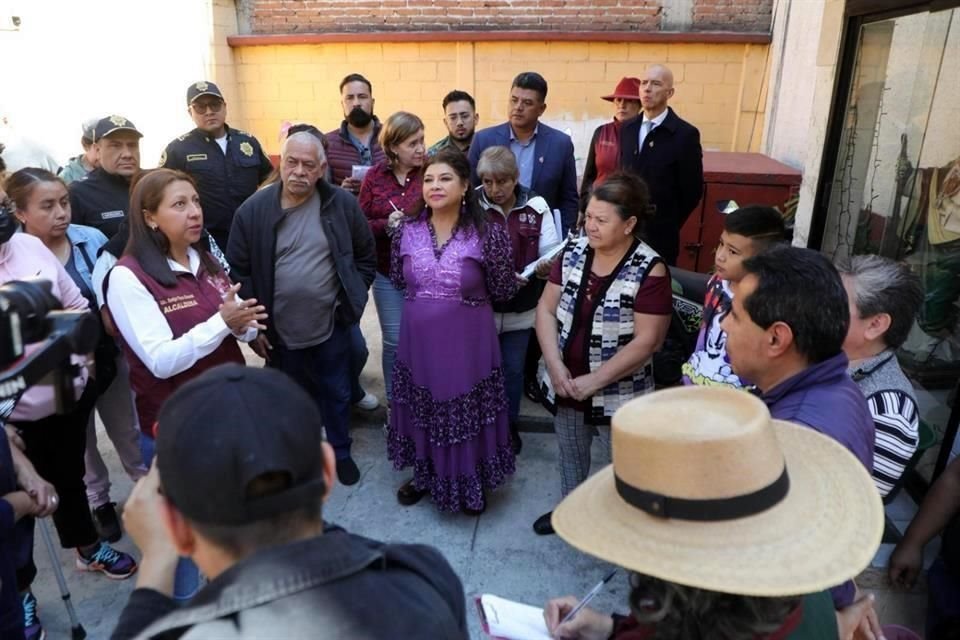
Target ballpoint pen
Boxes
[560,569,618,624]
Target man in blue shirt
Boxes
[468,72,578,235]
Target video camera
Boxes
[0,280,99,416]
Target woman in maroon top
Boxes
[358,112,426,406]
[579,77,642,200]
[533,173,671,536]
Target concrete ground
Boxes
[29,305,930,638]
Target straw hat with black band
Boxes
[552,386,883,597]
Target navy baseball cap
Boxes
[156,365,327,525]
[186,80,225,105]
[93,115,143,142]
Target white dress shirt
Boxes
[106,247,256,380]
[638,108,670,149]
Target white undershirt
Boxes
[105,247,256,380]
[215,134,228,154]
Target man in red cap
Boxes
[580,77,642,199]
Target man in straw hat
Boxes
[544,386,884,639]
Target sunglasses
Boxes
[191,100,224,115]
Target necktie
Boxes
[639,120,654,150]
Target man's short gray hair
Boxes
[281,131,326,162]
[840,255,923,349]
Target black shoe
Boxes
[524,379,543,403]
[533,511,555,536]
[336,458,361,486]
[92,502,122,543]
[463,503,486,517]
[509,423,523,455]
[397,479,428,506]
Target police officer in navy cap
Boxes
[70,114,143,239]
[160,81,273,250]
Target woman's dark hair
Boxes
[423,147,488,234]
[590,172,653,240]
[124,168,222,287]
[4,167,66,212]
[628,573,800,640]
[741,245,849,364]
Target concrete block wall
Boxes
[232,40,770,165]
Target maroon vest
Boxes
[488,204,546,314]
[488,204,543,272]
[592,120,621,188]
[113,255,244,436]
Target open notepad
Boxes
[475,594,552,640]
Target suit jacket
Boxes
[468,121,579,234]
[620,107,704,265]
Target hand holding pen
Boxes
[543,570,617,639]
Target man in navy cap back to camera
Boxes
[111,364,467,640]
[161,81,273,250]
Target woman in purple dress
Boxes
[387,148,518,515]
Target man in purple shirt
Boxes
[720,246,876,610]
[720,245,875,468]
[720,246,879,609]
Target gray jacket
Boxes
[113,528,468,640]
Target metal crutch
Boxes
[38,517,87,640]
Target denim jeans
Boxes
[371,272,404,402]
[270,323,353,459]
[349,323,370,404]
[498,329,531,425]
[140,434,202,602]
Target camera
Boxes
[0,280,99,414]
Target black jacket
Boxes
[226,179,376,343]
[620,107,704,266]
[69,167,132,239]
[111,527,468,640]
[161,125,273,244]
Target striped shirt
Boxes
[849,351,920,497]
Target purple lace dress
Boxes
[387,212,518,512]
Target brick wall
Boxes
[692,0,771,32]
[242,0,772,34]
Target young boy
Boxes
[682,206,786,388]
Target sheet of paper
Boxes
[479,594,553,640]
[520,241,566,280]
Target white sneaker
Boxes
[354,392,379,411]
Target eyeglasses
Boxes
[191,100,224,115]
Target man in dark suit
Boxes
[468,72,578,234]
[621,65,704,265]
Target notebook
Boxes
[475,594,552,640]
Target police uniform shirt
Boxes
[160,126,273,237]
[69,167,132,239]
